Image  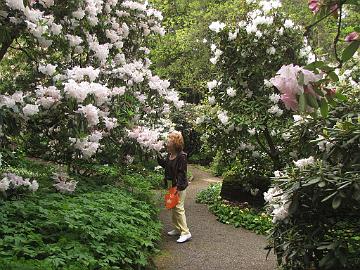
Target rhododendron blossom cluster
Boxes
[0,173,39,192]
[270,64,322,111]
[264,186,290,223]
[128,126,165,152]
[293,156,315,170]
[52,172,77,194]
[0,0,182,159]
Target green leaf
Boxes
[288,197,299,215]
[327,71,339,82]
[305,93,319,109]
[299,93,306,112]
[334,92,347,102]
[332,195,342,209]
[305,61,325,70]
[321,191,338,202]
[303,177,321,186]
[342,41,360,62]
[344,0,360,5]
[298,72,305,86]
[320,99,329,117]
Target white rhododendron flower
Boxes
[268,105,283,116]
[22,104,40,116]
[266,46,276,55]
[294,156,315,169]
[218,111,229,125]
[207,80,218,91]
[52,172,77,193]
[273,170,282,178]
[284,19,295,28]
[76,104,100,127]
[269,93,281,103]
[0,173,39,192]
[228,29,239,41]
[195,116,205,125]
[316,135,334,152]
[264,79,273,88]
[248,128,256,135]
[0,177,10,192]
[29,180,39,192]
[5,0,25,11]
[128,126,164,152]
[208,96,216,105]
[264,186,290,223]
[226,87,236,97]
[38,64,57,76]
[209,21,226,33]
[293,115,304,122]
[282,132,291,141]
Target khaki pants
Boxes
[167,180,190,235]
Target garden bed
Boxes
[0,159,163,270]
[196,183,272,235]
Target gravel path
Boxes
[153,165,276,270]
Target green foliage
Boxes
[149,0,249,103]
[269,162,360,270]
[0,158,164,269]
[0,187,161,269]
[196,183,272,235]
[267,89,360,269]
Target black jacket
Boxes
[157,151,188,191]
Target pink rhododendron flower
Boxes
[280,93,298,111]
[270,64,322,111]
[308,0,320,14]
[345,32,359,42]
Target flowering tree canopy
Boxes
[195,0,312,173]
[0,0,183,163]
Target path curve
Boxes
[154,165,276,270]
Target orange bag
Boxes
[165,187,179,209]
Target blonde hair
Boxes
[168,131,184,153]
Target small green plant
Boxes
[196,183,272,235]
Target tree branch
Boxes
[304,7,339,37]
[334,1,343,68]
[0,28,21,62]
[9,45,36,63]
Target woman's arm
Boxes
[157,154,169,188]
[157,154,167,168]
[176,154,188,191]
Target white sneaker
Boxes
[167,229,180,236]
[176,233,192,243]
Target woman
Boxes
[157,131,192,243]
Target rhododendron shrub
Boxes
[264,0,360,268]
[0,0,182,164]
[195,0,311,178]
